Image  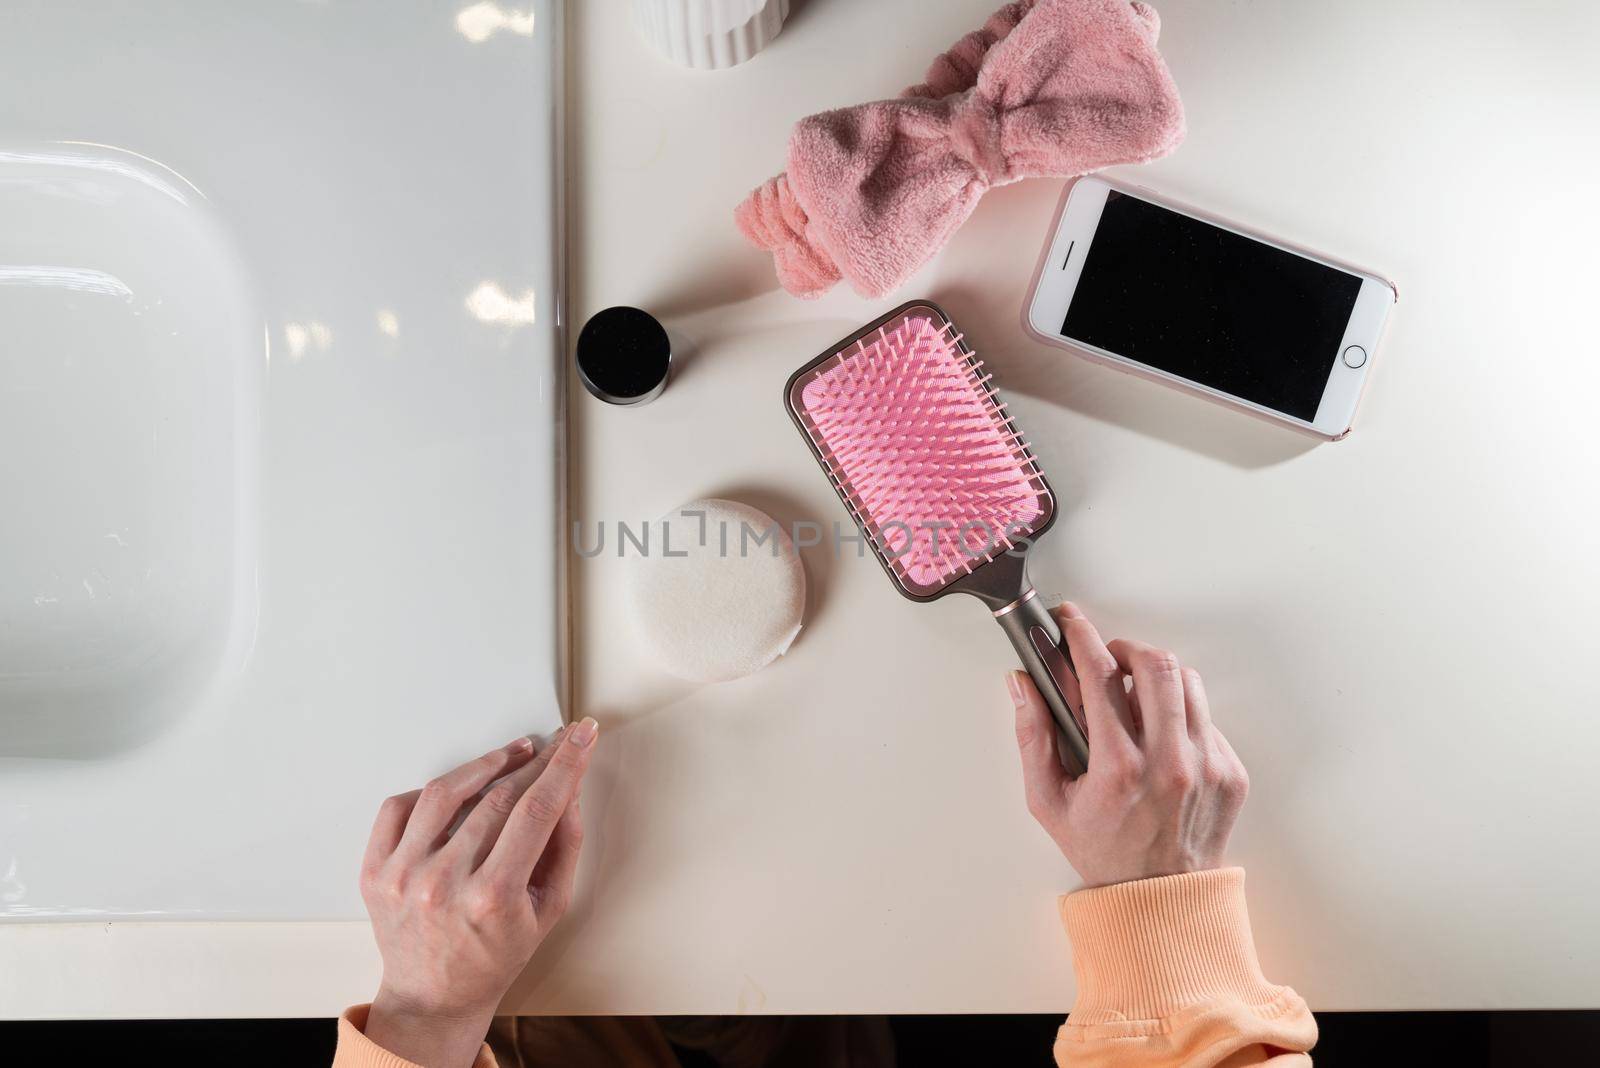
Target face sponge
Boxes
[627,498,806,683]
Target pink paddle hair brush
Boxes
[785,300,1089,774]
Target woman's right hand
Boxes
[1007,602,1249,888]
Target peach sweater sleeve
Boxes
[1055,867,1316,1068]
[333,1005,499,1068]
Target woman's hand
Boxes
[1008,603,1248,888]
[359,717,599,1068]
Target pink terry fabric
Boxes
[734,0,1184,300]
[902,0,1040,102]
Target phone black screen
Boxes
[1061,191,1363,421]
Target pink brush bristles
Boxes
[798,313,1045,591]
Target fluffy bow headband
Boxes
[735,0,1185,299]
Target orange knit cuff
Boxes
[1060,867,1287,1023]
[335,1005,498,1068]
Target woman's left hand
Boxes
[359,717,599,1068]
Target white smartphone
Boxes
[1024,176,1396,440]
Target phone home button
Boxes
[1342,345,1368,369]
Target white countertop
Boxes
[5,0,1598,1018]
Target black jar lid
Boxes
[575,306,671,406]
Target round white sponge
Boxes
[627,498,806,682]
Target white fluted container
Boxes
[630,0,790,70]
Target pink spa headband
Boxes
[735,0,1185,300]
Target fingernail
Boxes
[569,716,599,748]
[1059,600,1084,619]
[506,735,535,753]
[1005,671,1027,708]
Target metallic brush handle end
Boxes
[995,590,1091,777]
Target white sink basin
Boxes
[0,1,563,920]
[0,145,258,757]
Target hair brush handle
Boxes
[995,593,1091,777]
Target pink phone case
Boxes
[1021,177,1398,441]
